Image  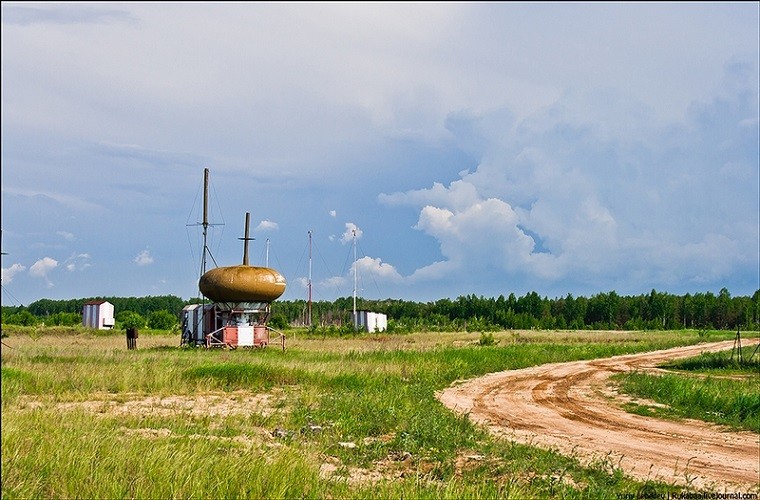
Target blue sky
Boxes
[2,2,758,307]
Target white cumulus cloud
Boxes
[134,249,153,266]
[1,263,26,284]
[256,220,279,231]
[354,256,403,283]
[29,257,58,287]
[380,64,759,296]
[29,257,57,278]
[64,253,91,272]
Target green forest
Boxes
[2,288,759,333]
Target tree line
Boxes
[1,295,190,330]
[274,288,760,332]
[2,288,758,332]
[22,295,188,318]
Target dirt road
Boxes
[437,340,760,491]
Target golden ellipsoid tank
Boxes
[199,265,286,303]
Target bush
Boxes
[49,312,81,327]
[147,310,178,331]
[2,310,39,327]
[478,332,497,346]
[268,314,289,330]
[116,311,145,330]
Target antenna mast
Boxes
[352,229,357,330]
[190,167,223,279]
[307,230,313,328]
[265,238,270,267]
[201,168,210,277]
[238,212,254,266]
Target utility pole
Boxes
[352,229,357,331]
[307,230,312,328]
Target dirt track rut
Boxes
[437,340,760,491]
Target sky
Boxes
[1,2,758,307]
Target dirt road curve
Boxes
[437,340,760,491]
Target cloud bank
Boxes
[378,65,758,296]
[1,3,757,304]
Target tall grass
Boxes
[662,349,760,374]
[1,329,751,498]
[2,409,329,499]
[616,349,760,432]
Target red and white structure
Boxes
[181,169,286,349]
[182,303,275,348]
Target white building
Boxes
[82,300,115,330]
[356,310,388,332]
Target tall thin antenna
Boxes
[307,230,313,327]
[238,212,254,266]
[184,167,224,346]
[265,238,270,267]
[352,229,357,330]
[201,167,210,277]
[189,167,223,278]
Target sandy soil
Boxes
[437,340,760,492]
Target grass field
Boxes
[616,346,760,432]
[1,327,756,499]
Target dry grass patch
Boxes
[319,450,421,486]
[16,389,285,419]
[117,426,280,450]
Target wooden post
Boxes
[126,328,138,350]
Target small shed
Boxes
[82,300,115,330]
[356,310,388,333]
